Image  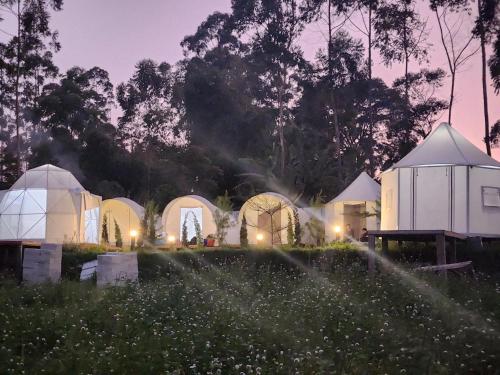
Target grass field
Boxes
[1,252,499,374]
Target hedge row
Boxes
[60,242,500,281]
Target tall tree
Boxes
[117,59,183,199]
[231,0,315,178]
[472,0,499,155]
[374,0,429,100]
[432,2,479,124]
[0,0,63,175]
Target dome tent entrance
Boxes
[162,195,217,245]
[325,172,380,241]
[101,198,144,246]
[238,192,296,246]
[0,164,101,243]
[381,123,500,236]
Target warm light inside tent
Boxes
[130,229,138,238]
[256,233,264,241]
[168,235,176,243]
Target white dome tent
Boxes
[381,123,500,237]
[0,164,101,243]
[101,198,144,245]
[238,192,296,246]
[325,172,381,241]
[162,195,218,245]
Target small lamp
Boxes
[130,229,138,250]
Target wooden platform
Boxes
[366,230,467,274]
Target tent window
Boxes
[84,207,100,243]
[180,207,203,241]
[482,187,500,207]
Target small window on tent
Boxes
[84,207,100,243]
[482,187,500,208]
[180,207,203,241]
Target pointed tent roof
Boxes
[332,172,381,202]
[10,164,84,191]
[390,123,500,169]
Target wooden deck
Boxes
[366,230,467,274]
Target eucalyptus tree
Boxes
[431,1,479,124]
[0,0,63,175]
[117,59,183,199]
[472,0,499,155]
[374,0,429,100]
[30,66,114,171]
[230,0,316,179]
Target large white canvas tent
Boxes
[381,122,500,237]
[0,164,101,243]
[325,172,380,241]
[239,192,296,246]
[101,198,144,245]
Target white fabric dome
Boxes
[0,164,100,243]
[10,164,84,191]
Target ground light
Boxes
[130,229,138,250]
[167,235,176,249]
[334,225,341,241]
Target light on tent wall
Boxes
[256,233,264,242]
[168,235,176,243]
[130,229,138,238]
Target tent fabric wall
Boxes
[469,167,500,236]
[162,195,218,244]
[101,198,143,246]
[380,170,399,230]
[238,192,296,246]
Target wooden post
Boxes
[16,244,23,283]
[449,238,457,263]
[436,234,447,276]
[368,234,376,274]
[382,238,389,254]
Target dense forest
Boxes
[0,0,499,208]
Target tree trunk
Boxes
[327,0,342,184]
[368,5,372,81]
[15,0,22,177]
[277,71,286,178]
[477,0,491,156]
[367,4,374,172]
[448,71,455,125]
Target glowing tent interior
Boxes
[325,172,381,241]
[101,198,144,245]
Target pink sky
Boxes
[7,0,500,160]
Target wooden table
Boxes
[366,230,467,274]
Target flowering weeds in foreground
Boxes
[0,260,499,374]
